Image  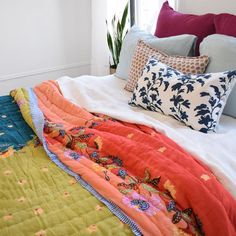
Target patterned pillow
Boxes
[129,58,236,133]
[125,40,209,92]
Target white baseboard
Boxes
[0,62,90,81]
[0,62,91,95]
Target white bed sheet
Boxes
[57,75,236,198]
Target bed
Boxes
[1,1,236,236]
[0,73,235,235]
[58,75,236,197]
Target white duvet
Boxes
[57,75,236,198]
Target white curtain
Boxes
[91,0,176,76]
[136,0,176,33]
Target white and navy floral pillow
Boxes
[129,58,236,133]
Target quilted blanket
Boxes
[0,94,133,236]
[5,80,236,236]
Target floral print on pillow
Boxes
[129,58,236,133]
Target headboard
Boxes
[177,0,236,15]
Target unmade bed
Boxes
[0,74,235,235]
[1,1,236,235]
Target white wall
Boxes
[91,0,109,76]
[177,0,236,14]
[0,0,91,95]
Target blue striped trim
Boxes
[28,88,44,142]
[28,88,142,236]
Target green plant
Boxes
[106,2,129,69]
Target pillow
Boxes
[215,13,236,37]
[116,26,197,80]
[154,1,215,56]
[200,34,236,118]
[129,58,236,133]
[125,40,209,92]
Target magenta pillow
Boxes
[154,1,215,55]
[215,13,236,37]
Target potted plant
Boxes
[106,2,129,74]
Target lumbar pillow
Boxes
[200,34,236,118]
[125,40,209,92]
[116,26,197,80]
[154,1,215,56]
[129,58,236,133]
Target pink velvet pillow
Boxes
[215,13,236,37]
[155,1,215,55]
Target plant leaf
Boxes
[106,1,129,67]
[121,2,129,34]
[107,31,116,66]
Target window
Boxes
[107,0,128,22]
[135,0,176,33]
